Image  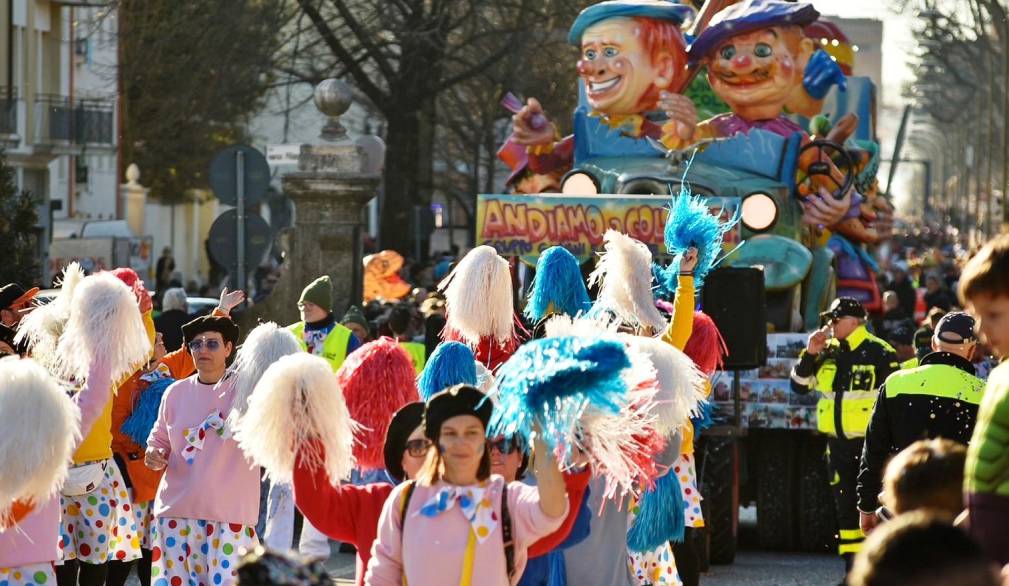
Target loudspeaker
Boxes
[702,267,767,370]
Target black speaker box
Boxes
[702,267,767,370]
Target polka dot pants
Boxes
[629,543,682,586]
[672,453,704,529]
[59,460,142,563]
[150,518,258,586]
[0,563,56,586]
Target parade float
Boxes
[487,0,896,563]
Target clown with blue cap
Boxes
[506,1,699,184]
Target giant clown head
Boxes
[688,0,819,122]
[569,1,694,116]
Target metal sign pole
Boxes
[237,150,246,293]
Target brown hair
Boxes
[958,233,1009,304]
[415,428,492,486]
[848,512,999,586]
[881,439,966,518]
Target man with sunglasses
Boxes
[790,296,900,573]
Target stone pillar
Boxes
[121,163,148,236]
[235,80,381,331]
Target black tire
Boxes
[699,436,739,565]
[796,434,839,553]
[754,431,797,550]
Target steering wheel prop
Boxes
[796,139,855,200]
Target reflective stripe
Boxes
[839,541,863,555]
[791,371,816,386]
[839,529,865,540]
[885,365,985,404]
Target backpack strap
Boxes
[501,482,515,580]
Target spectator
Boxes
[340,305,371,344]
[887,261,917,319]
[155,247,175,300]
[878,291,913,342]
[879,439,967,520]
[389,303,425,373]
[847,513,1000,586]
[154,287,190,352]
[886,323,917,368]
[420,295,447,358]
[914,307,946,361]
[923,273,954,312]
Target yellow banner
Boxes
[476,193,739,266]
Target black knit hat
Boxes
[423,385,493,441]
[383,402,426,482]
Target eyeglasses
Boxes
[404,439,432,457]
[187,339,222,352]
[490,438,522,455]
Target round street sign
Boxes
[207,210,272,270]
[209,145,271,207]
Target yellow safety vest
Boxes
[400,341,427,374]
[812,326,895,438]
[288,321,352,372]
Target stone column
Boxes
[236,80,381,331]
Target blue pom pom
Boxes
[524,246,591,322]
[690,399,717,433]
[121,377,174,445]
[664,179,739,289]
[418,342,478,400]
[627,471,686,553]
[488,337,631,452]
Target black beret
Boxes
[423,385,493,441]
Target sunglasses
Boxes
[404,438,432,457]
[187,339,223,352]
[490,438,522,455]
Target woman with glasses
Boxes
[365,385,568,586]
[291,402,428,586]
[144,315,261,586]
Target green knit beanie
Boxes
[299,275,333,312]
[341,305,369,332]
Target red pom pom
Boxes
[108,267,153,313]
[683,311,727,376]
[338,337,420,469]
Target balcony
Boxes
[33,94,114,149]
[0,87,19,141]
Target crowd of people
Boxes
[2,224,1009,586]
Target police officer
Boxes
[856,312,984,534]
[790,297,899,570]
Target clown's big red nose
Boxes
[732,54,752,68]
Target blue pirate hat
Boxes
[687,0,819,64]
[569,0,696,45]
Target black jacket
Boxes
[856,352,985,512]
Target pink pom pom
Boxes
[683,311,727,376]
[337,337,420,469]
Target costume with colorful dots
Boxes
[0,563,57,586]
[58,459,143,564]
[627,497,683,586]
[149,518,258,586]
[672,453,704,528]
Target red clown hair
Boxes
[683,311,727,376]
[336,337,420,470]
[633,16,688,112]
[108,267,153,313]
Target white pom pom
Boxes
[589,230,666,333]
[0,357,81,514]
[226,322,303,431]
[57,273,151,383]
[15,262,86,373]
[236,353,357,484]
[439,246,515,346]
[620,335,706,437]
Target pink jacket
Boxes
[147,375,260,526]
[365,475,566,586]
[0,360,112,568]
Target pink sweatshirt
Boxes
[365,475,566,586]
[147,375,260,526]
[0,360,112,568]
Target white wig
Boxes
[438,246,515,347]
[225,322,303,431]
[588,230,666,333]
[14,262,87,374]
